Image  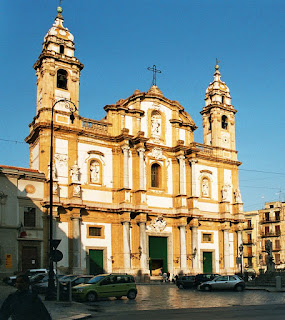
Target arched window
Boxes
[221,115,228,130]
[90,160,100,184]
[151,110,161,137]
[57,69,67,90]
[151,163,161,188]
[59,45,64,54]
[221,95,225,104]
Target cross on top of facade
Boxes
[147,65,162,86]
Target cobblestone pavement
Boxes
[1,283,285,319]
[86,284,285,315]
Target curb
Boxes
[58,314,92,320]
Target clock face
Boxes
[219,83,226,90]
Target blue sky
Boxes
[1,0,284,210]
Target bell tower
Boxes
[200,63,237,151]
[33,6,84,121]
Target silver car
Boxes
[199,275,245,291]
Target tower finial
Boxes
[215,58,220,70]
[57,0,63,17]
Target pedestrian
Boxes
[167,271,170,282]
[162,272,167,282]
[0,274,52,320]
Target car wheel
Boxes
[203,285,211,292]
[235,285,244,292]
[87,291,97,302]
[127,290,137,300]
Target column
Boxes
[191,226,199,272]
[179,225,187,271]
[72,217,82,273]
[123,221,131,271]
[138,148,145,190]
[189,159,198,197]
[122,145,129,188]
[237,230,243,271]
[139,222,148,272]
[223,228,230,273]
[178,155,186,195]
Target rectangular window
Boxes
[24,207,36,227]
[265,226,269,235]
[275,254,280,264]
[275,225,280,235]
[247,220,252,228]
[265,212,270,221]
[275,211,280,221]
[89,227,102,237]
[202,233,212,242]
[87,225,105,239]
[275,240,280,250]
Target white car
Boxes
[198,275,245,291]
[4,269,49,286]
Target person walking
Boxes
[0,274,52,320]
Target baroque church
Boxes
[24,6,245,277]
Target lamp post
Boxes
[239,243,244,279]
[46,98,77,300]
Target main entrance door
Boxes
[21,246,39,271]
[149,236,167,276]
[203,252,213,273]
[89,249,104,275]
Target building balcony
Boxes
[243,240,253,245]
[261,231,281,238]
[244,254,254,258]
[260,218,281,224]
[262,247,281,252]
[243,226,253,230]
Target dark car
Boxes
[193,273,220,288]
[176,275,196,289]
[3,268,49,286]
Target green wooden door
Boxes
[203,252,213,273]
[89,249,104,275]
[149,236,168,274]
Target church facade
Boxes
[25,7,244,277]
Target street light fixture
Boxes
[46,98,77,300]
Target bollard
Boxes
[276,276,281,291]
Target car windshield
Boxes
[88,276,106,284]
[60,275,78,282]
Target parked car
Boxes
[29,272,48,285]
[199,275,245,291]
[176,275,196,289]
[3,268,49,286]
[193,273,220,288]
[72,274,137,302]
[32,274,65,294]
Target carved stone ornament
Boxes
[73,184,81,198]
[70,161,81,184]
[54,154,68,167]
[150,147,164,160]
[147,216,167,233]
[221,184,231,202]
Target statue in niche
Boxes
[70,161,80,183]
[151,111,161,137]
[202,178,209,197]
[90,160,100,183]
[234,188,242,203]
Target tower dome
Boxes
[205,64,232,108]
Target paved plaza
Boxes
[1,283,285,319]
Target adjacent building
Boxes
[0,165,45,277]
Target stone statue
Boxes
[202,178,209,197]
[70,161,80,183]
[234,188,242,203]
[222,185,230,202]
[90,160,100,183]
[151,111,161,137]
[48,162,57,181]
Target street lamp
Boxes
[46,98,77,300]
[239,243,244,278]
